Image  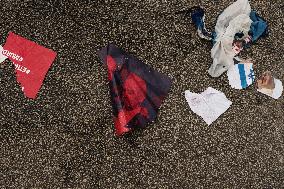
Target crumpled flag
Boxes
[179,0,268,77]
[2,32,57,99]
[98,44,172,136]
[227,62,255,89]
[185,87,232,125]
[257,71,283,99]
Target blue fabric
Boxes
[190,7,213,40]
[191,7,205,31]
[238,64,248,89]
[249,11,268,42]
[188,7,268,45]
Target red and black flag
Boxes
[98,44,172,136]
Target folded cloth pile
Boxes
[189,0,268,77]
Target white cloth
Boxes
[227,63,255,89]
[185,87,232,125]
[209,0,252,77]
[257,78,283,99]
[0,46,7,63]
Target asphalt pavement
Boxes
[0,0,283,188]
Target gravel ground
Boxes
[0,0,283,188]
